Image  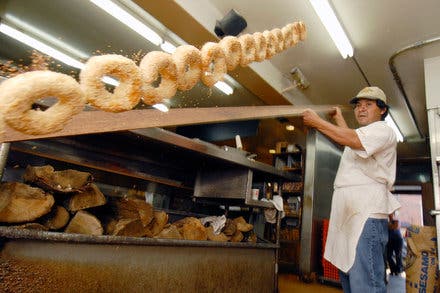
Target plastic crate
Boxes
[321,219,340,281]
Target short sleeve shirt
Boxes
[334,121,397,190]
[324,121,400,272]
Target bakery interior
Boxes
[0,0,439,291]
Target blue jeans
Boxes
[338,218,389,293]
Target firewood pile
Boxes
[0,165,257,242]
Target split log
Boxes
[0,182,54,223]
[230,230,244,242]
[206,226,230,242]
[13,223,49,231]
[233,216,253,232]
[67,184,107,212]
[65,210,103,236]
[245,232,258,243]
[41,205,70,230]
[173,217,207,241]
[23,165,93,193]
[155,224,183,240]
[148,211,169,236]
[114,197,153,226]
[105,218,118,235]
[112,218,153,237]
[222,219,237,236]
[0,186,12,213]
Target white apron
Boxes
[323,121,401,272]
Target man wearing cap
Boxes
[302,86,400,292]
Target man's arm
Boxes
[330,107,349,128]
[302,108,364,150]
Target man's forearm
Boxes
[315,118,363,150]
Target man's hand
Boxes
[330,106,348,128]
[302,107,363,149]
[302,108,322,128]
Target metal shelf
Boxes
[133,128,296,180]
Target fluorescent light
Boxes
[3,14,89,60]
[286,124,295,131]
[309,0,353,58]
[0,23,84,69]
[101,76,119,86]
[385,115,404,142]
[214,81,234,95]
[89,0,162,46]
[0,22,119,88]
[152,103,169,112]
[160,41,176,54]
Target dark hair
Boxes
[376,100,389,120]
[351,98,390,120]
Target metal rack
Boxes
[0,127,289,291]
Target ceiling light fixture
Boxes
[89,0,162,46]
[214,81,234,95]
[3,14,89,60]
[286,124,295,131]
[385,115,404,142]
[0,22,120,87]
[152,103,169,112]
[0,23,84,69]
[308,0,353,58]
[160,41,176,54]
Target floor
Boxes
[278,272,406,293]
[278,274,342,293]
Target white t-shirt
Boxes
[324,121,401,272]
[334,121,397,190]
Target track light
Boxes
[89,0,162,46]
[0,22,120,86]
[160,41,176,54]
[152,103,169,112]
[385,115,404,142]
[0,23,84,69]
[214,81,234,95]
[308,0,353,58]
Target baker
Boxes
[302,86,401,292]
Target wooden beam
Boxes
[1,105,347,143]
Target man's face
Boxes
[353,98,385,126]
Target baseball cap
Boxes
[350,86,387,105]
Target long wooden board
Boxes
[1,105,347,143]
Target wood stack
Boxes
[0,164,257,243]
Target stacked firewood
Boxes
[0,165,257,242]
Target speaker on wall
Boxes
[214,9,247,37]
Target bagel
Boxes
[172,45,202,91]
[0,71,85,135]
[263,30,277,59]
[80,54,142,112]
[271,28,285,53]
[219,36,242,71]
[139,51,177,105]
[253,32,267,62]
[200,42,227,87]
[238,34,256,67]
[294,21,307,41]
[282,23,295,49]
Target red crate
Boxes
[321,219,340,281]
